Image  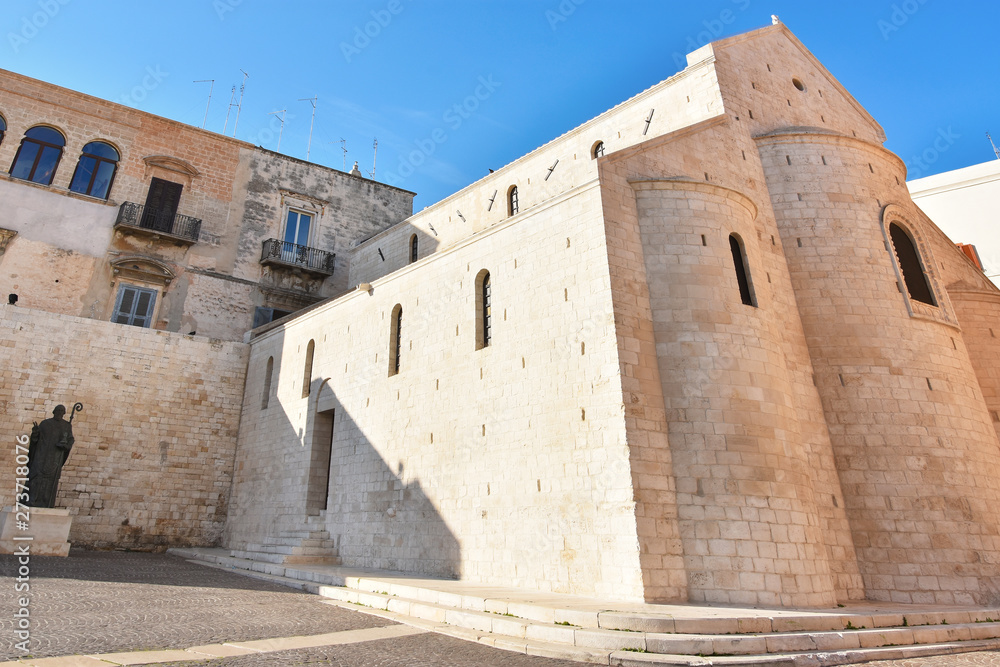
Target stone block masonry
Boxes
[0,305,248,549]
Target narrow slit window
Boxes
[889,222,936,306]
[475,269,492,350]
[262,357,274,409]
[729,234,756,307]
[302,340,315,398]
[591,141,605,159]
[409,234,418,264]
[389,304,402,376]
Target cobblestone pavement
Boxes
[0,550,579,665]
[0,550,391,660]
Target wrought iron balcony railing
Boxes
[115,202,201,243]
[260,238,336,276]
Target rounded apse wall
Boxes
[756,129,1000,606]
[630,178,838,607]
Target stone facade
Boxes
[0,69,414,341]
[227,24,1000,607]
[2,22,999,609]
[0,305,248,548]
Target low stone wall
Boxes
[0,305,248,549]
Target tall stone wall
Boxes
[758,130,1000,606]
[227,183,652,601]
[0,305,248,549]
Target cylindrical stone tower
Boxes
[757,128,1000,606]
[631,178,838,607]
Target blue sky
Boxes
[4,0,998,209]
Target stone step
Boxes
[242,542,338,556]
[229,549,341,565]
[276,529,330,540]
[315,585,1000,657]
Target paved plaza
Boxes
[1,550,1000,666]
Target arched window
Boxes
[389,304,402,376]
[10,126,65,185]
[302,340,315,398]
[508,185,519,216]
[591,141,605,159]
[69,141,120,199]
[409,234,418,264]
[262,356,274,409]
[0,115,6,146]
[475,269,492,350]
[729,234,756,307]
[889,222,936,306]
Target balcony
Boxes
[260,238,336,278]
[114,202,201,245]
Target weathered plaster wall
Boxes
[0,305,248,549]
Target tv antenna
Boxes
[340,138,347,170]
[223,85,237,135]
[194,79,214,129]
[268,109,287,151]
[232,69,249,137]
[299,95,317,161]
[988,132,1000,160]
[368,137,378,178]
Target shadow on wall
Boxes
[227,327,460,579]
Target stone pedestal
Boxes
[0,506,72,556]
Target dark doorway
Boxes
[142,177,183,232]
[307,409,335,514]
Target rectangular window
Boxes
[253,307,293,329]
[142,177,184,232]
[281,210,314,264]
[112,285,157,328]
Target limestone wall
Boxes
[0,305,248,549]
[758,131,1000,606]
[228,182,651,601]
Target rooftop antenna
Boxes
[299,95,317,161]
[232,69,249,137]
[194,79,214,129]
[988,132,1000,160]
[368,137,378,178]
[268,109,287,152]
[223,85,237,135]
[340,138,347,171]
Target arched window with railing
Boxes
[69,140,120,199]
[10,126,65,185]
[729,234,756,307]
[508,185,518,216]
[889,222,936,306]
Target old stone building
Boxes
[0,68,414,340]
[3,22,1000,609]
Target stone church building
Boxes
[2,22,1000,609]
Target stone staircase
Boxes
[169,548,1000,666]
[225,516,340,566]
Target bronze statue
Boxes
[27,404,78,508]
